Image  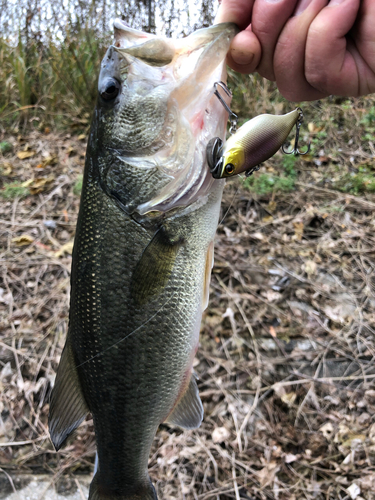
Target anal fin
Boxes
[48,340,89,450]
[164,375,203,429]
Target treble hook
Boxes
[282,107,311,155]
[213,81,238,134]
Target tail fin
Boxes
[89,474,157,500]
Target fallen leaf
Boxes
[308,122,323,134]
[12,235,34,246]
[319,422,334,440]
[324,304,355,324]
[212,426,230,444]
[303,260,317,277]
[264,290,282,302]
[55,240,74,257]
[257,462,279,487]
[293,221,304,241]
[17,150,36,159]
[346,483,361,500]
[0,162,12,175]
[281,392,296,407]
[262,215,273,223]
[284,453,298,464]
[41,154,58,167]
[269,326,277,338]
[21,179,33,187]
[29,176,55,195]
[78,134,86,140]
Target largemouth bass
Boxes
[48,21,238,500]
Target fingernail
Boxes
[294,0,313,15]
[230,48,254,66]
[329,0,345,5]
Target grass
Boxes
[73,175,83,196]
[0,141,12,153]
[242,150,299,195]
[0,181,29,199]
[0,27,107,130]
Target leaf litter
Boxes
[1,95,375,499]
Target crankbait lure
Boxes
[207,82,310,179]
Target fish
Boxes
[48,20,238,500]
[207,108,305,178]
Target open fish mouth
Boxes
[98,20,239,216]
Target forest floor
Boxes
[1,93,375,500]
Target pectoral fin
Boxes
[131,227,183,306]
[48,341,89,451]
[165,375,203,429]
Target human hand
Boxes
[215,0,375,101]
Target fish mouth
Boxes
[109,22,238,215]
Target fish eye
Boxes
[225,163,235,175]
[100,78,121,100]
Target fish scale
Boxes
[48,21,238,500]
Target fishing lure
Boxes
[207,82,310,179]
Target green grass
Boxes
[0,26,107,129]
[73,175,83,196]
[0,182,29,199]
[0,141,12,154]
[243,153,299,195]
[334,172,375,195]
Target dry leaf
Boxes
[284,453,298,464]
[55,240,74,257]
[12,235,34,246]
[78,134,86,140]
[267,201,277,212]
[347,483,361,500]
[41,154,58,167]
[212,426,230,444]
[264,290,282,302]
[269,326,277,338]
[249,232,264,240]
[0,162,13,175]
[303,260,317,277]
[293,221,304,240]
[29,176,55,195]
[308,122,323,134]
[17,150,36,159]
[281,392,296,407]
[262,215,273,223]
[320,422,334,440]
[257,462,279,487]
[324,304,354,324]
[21,179,33,187]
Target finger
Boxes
[226,28,262,74]
[251,0,300,81]
[215,0,254,28]
[273,0,329,101]
[305,0,362,96]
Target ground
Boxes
[0,92,375,499]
